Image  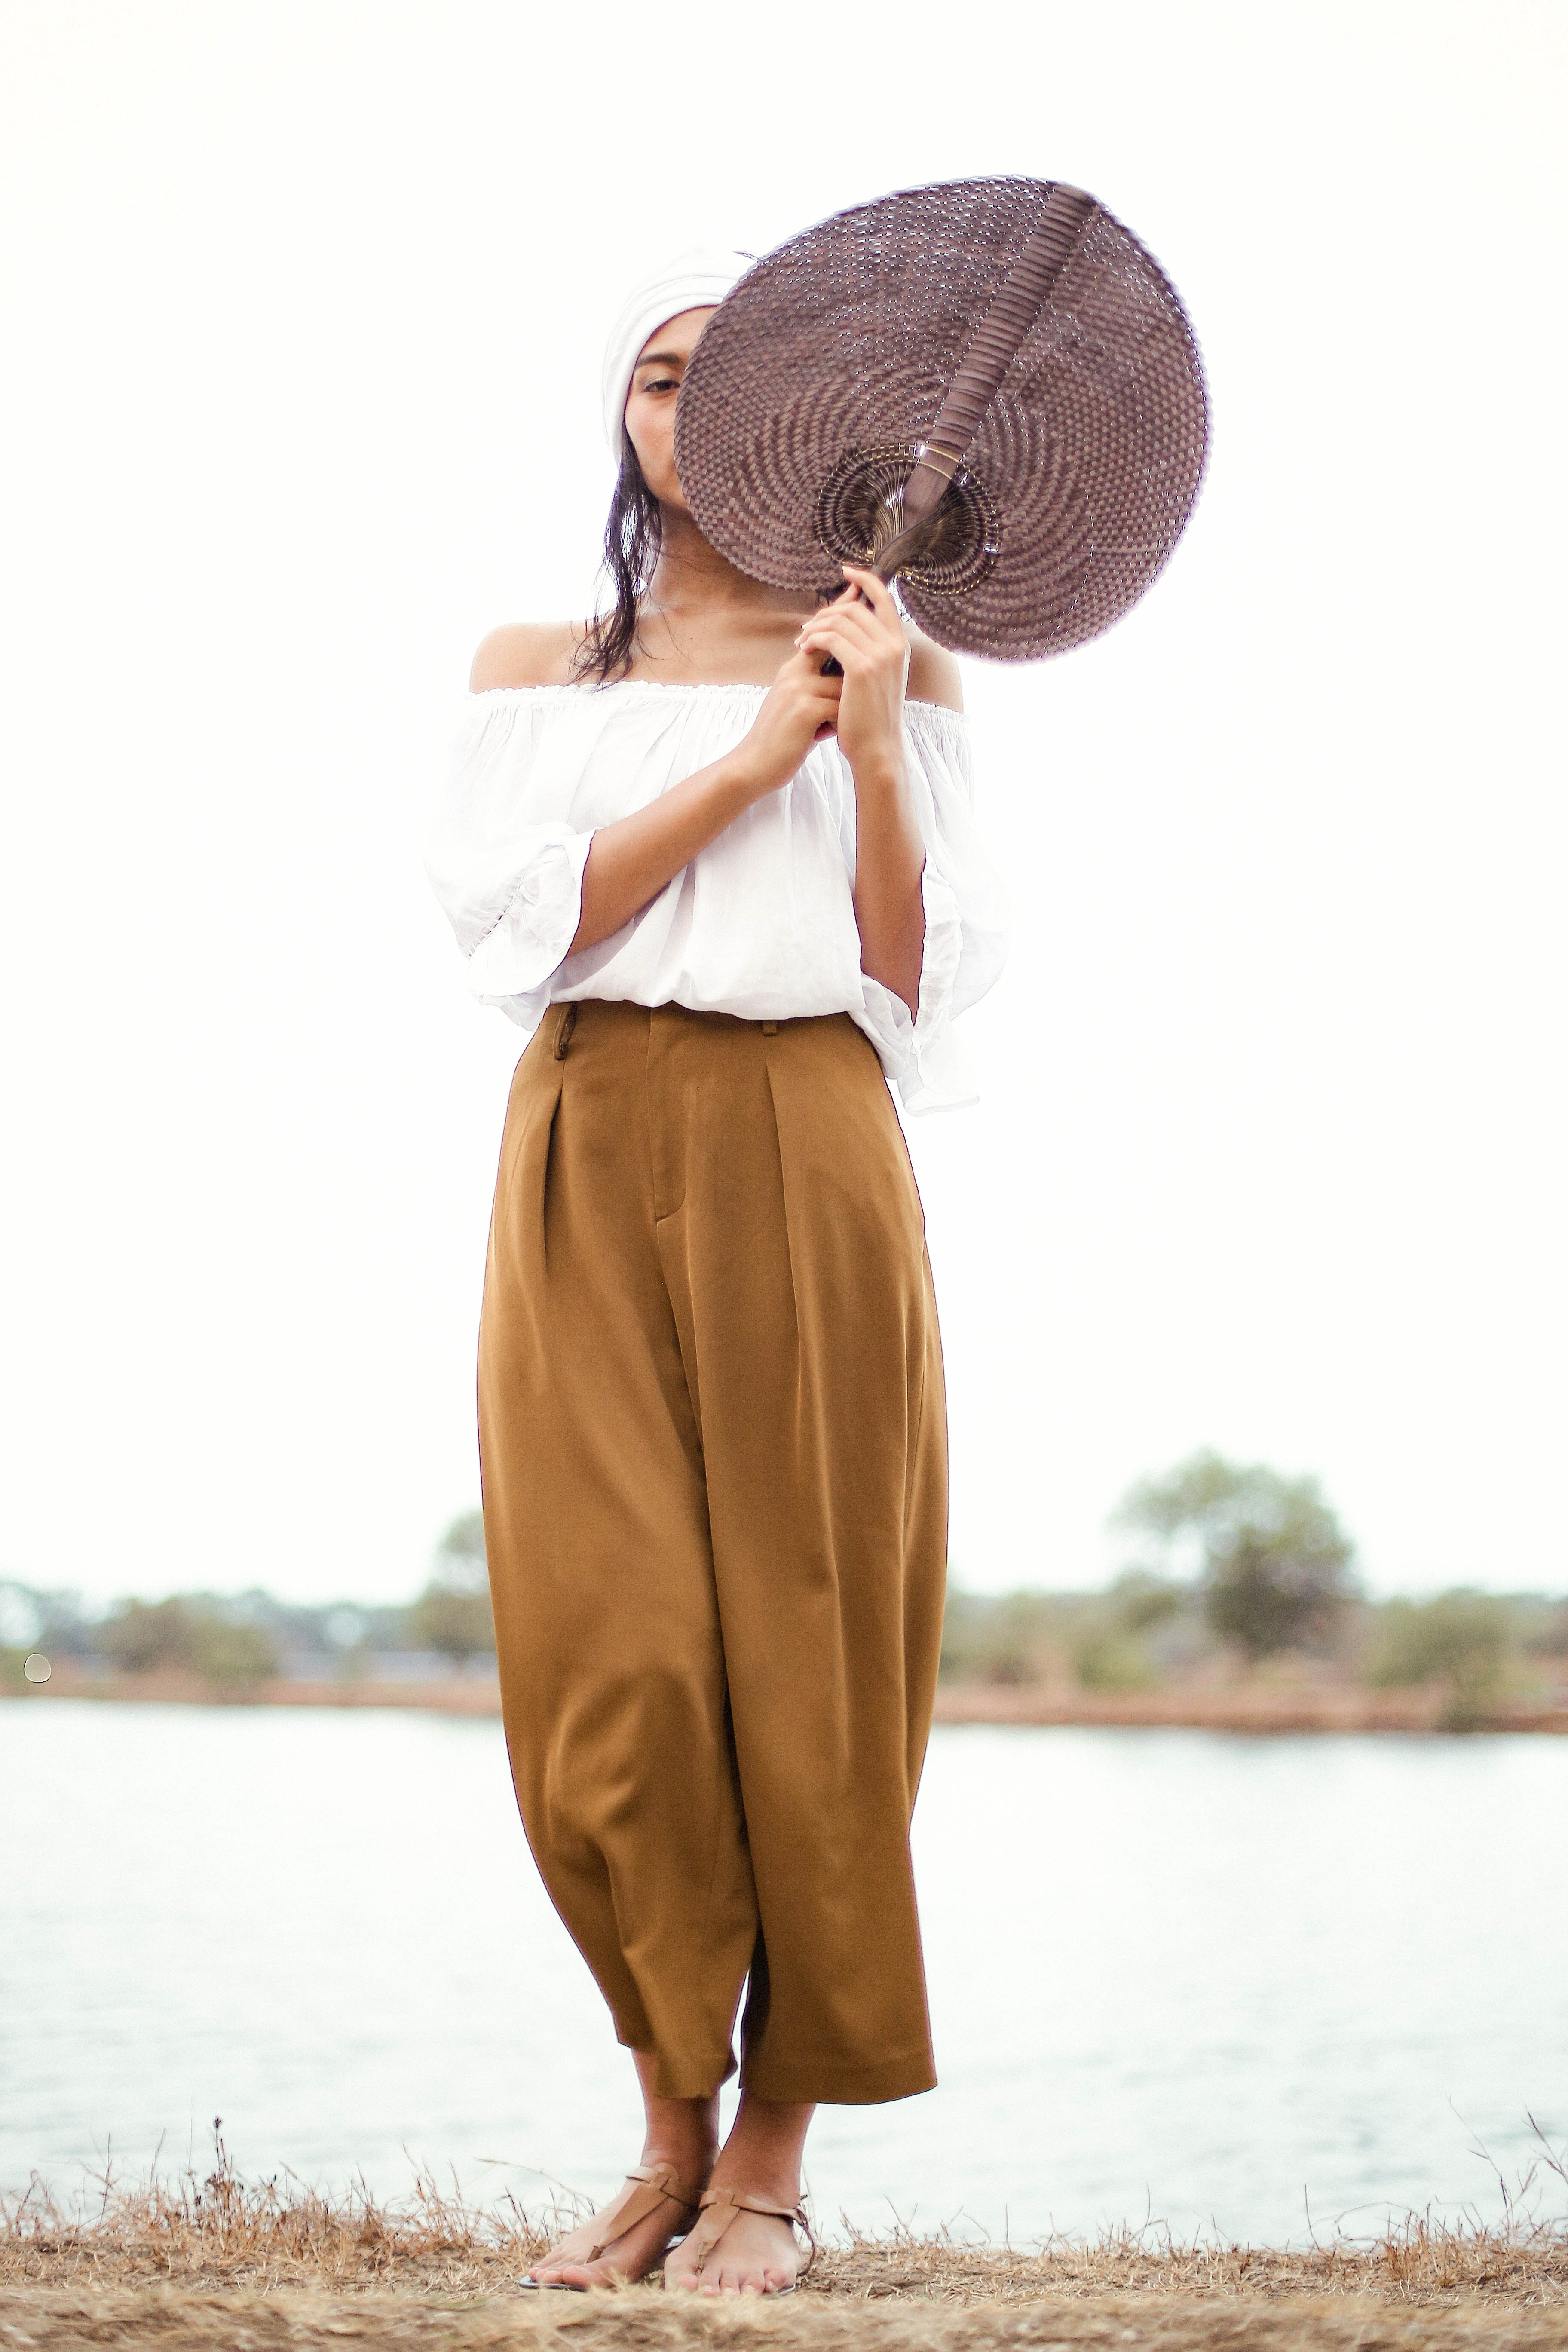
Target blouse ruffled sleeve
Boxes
[858,703,1011,1115]
[424,694,596,1028]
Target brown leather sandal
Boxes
[519,2160,701,2291]
[670,2183,817,2294]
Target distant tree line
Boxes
[0,1511,496,1695]
[6,1464,1565,1726]
[939,1451,1568,1730]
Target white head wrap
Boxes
[600,247,752,455]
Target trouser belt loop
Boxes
[553,1003,579,1060]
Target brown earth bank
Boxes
[4,2281,1568,2350]
[930,1689,1568,1736]
[9,1669,1568,1734]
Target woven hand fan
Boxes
[674,177,1208,660]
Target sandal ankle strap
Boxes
[633,2159,703,2207]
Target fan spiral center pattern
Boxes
[812,445,1001,596]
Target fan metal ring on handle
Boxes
[675,175,1209,661]
[813,445,1001,596]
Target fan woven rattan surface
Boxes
[674,177,1208,660]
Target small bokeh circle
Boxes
[23,1654,52,1683]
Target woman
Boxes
[426,251,1008,2296]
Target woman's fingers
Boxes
[796,663,842,739]
[840,567,907,636]
[840,564,897,611]
[774,650,842,727]
[781,638,839,678]
[793,660,845,708]
[797,630,862,676]
[799,598,888,649]
[797,614,896,672]
[799,578,905,658]
[775,643,842,694]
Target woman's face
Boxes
[622,306,716,508]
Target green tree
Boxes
[1365,1589,1508,1729]
[1115,1450,1358,1658]
[410,1510,494,1663]
[1108,1568,1184,1634]
[101,1597,195,1673]
[1071,1626,1157,1693]
[1070,1572,1183,1693]
[100,1597,277,1687]
[187,1617,278,1691]
[435,1510,487,1588]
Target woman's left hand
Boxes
[797,567,926,1019]
[794,567,910,782]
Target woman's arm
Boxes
[795,570,939,1019]
[568,651,842,954]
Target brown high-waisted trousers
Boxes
[478,998,948,2105]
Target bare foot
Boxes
[663,2089,814,2297]
[664,2196,805,2296]
[528,2062,719,2289]
[527,2171,700,2289]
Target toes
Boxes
[668,2227,798,2298]
[539,2254,621,2288]
[716,2259,770,2294]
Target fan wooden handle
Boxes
[870,182,1101,582]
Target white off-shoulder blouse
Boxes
[426,681,1009,1112]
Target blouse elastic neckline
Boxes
[469,679,963,717]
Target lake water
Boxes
[4,1703,1565,2248]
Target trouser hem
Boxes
[627,2039,738,2099]
[738,2048,937,2106]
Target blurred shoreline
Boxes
[9,1489,1567,1737]
[8,1665,1567,1734]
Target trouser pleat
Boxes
[478,1001,947,2104]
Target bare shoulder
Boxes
[905,629,964,713]
[469,621,582,692]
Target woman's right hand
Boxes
[734,648,843,798]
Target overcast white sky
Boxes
[2,1,1564,1610]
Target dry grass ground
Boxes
[4,2148,1566,2352]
